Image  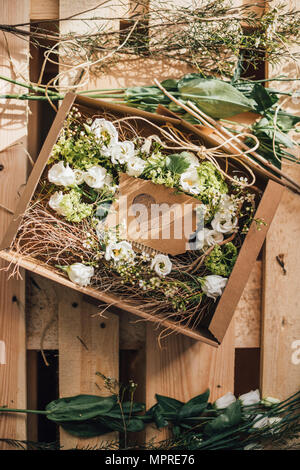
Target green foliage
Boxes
[205,243,238,277]
[58,189,93,223]
[166,153,191,175]
[178,77,255,118]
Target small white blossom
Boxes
[239,389,260,406]
[83,165,108,189]
[211,212,238,234]
[48,161,76,187]
[197,228,224,250]
[180,168,200,195]
[202,275,227,300]
[261,396,281,407]
[126,156,146,177]
[73,169,85,185]
[151,254,172,277]
[67,263,94,287]
[49,191,66,215]
[105,240,135,263]
[214,392,236,409]
[110,141,135,165]
[90,118,118,151]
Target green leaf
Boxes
[204,401,242,436]
[166,153,190,174]
[178,78,255,118]
[272,111,300,133]
[60,419,111,438]
[160,78,179,90]
[152,404,169,429]
[249,83,278,112]
[155,394,184,415]
[45,394,117,423]
[178,390,210,421]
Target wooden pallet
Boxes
[0,0,299,449]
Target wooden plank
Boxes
[30,0,59,20]
[0,0,29,449]
[145,322,235,441]
[58,287,119,449]
[235,261,261,348]
[261,0,300,400]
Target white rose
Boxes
[261,396,281,407]
[202,275,227,300]
[197,228,224,250]
[105,240,135,263]
[67,263,94,287]
[211,212,238,234]
[151,254,172,277]
[48,161,76,187]
[239,389,260,406]
[110,141,135,165]
[49,191,66,215]
[126,157,146,177]
[73,169,85,185]
[180,167,200,195]
[90,118,118,149]
[252,414,269,429]
[83,165,108,189]
[214,392,236,409]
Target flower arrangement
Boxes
[10,102,262,334]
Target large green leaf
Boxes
[166,153,191,174]
[249,83,278,113]
[60,420,111,438]
[45,394,117,423]
[204,401,242,436]
[178,390,210,421]
[155,394,184,415]
[178,78,255,118]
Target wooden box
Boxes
[0,93,284,347]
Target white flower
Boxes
[211,212,238,234]
[110,141,135,165]
[252,414,269,429]
[197,228,224,250]
[73,169,85,185]
[126,156,146,177]
[67,263,94,287]
[261,397,280,407]
[183,152,200,168]
[214,392,236,409]
[202,275,227,300]
[239,389,260,406]
[49,191,66,215]
[151,254,172,277]
[90,118,118,149]
[48,161,76,187]
[105,240,135,263]
[83,165,108,189]
[180,168,200,195]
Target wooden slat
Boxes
[261,0,300,400]
[0,0,29,449]
[58,288,119,449]
[30,0,59,20]
[235,261,261,348]
[146,322,235,441]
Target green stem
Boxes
[0,74,62,97]
[0,94,62,101]
[0,406,47,415]
[78,88,125,94]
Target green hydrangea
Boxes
[60,189,93,223]
[205,242,237,276]
[50,130,115,173]
[197,161,228,203]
